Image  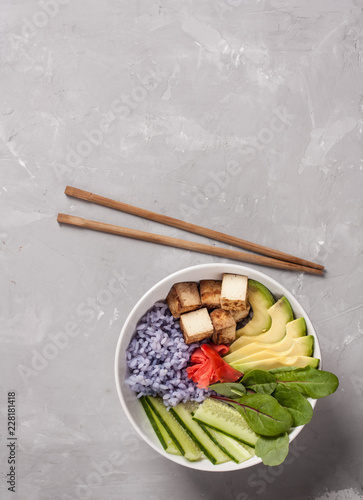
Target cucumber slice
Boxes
[145,396,203,461]
[140,397,181,455]
[193,398,258,448]
[199,424,254,464]
[170,403,230,465]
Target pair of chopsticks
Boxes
[57,186,324,275]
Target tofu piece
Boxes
[200,280,222,309]
[220,274,248,311]
[166,282,201,319]
[179,308,214,344]
[210,308,236,345]
[231,303,251,323]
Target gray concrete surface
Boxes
[1,1,363,499]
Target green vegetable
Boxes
[270,366,339,399]
[192,397,258,447]
[273,385,313,427]
[255,433,290,466]
[208,365,340,466]
[143,361,339,467]
[140,396,182,455]
[170,403,230,465]
[198,424,254,464]
[144,396,202,461]
[241,370,277,395]
[209,382,246,398]
[228,394,293,436]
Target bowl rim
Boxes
[114,263,321,472]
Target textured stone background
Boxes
[1,1,363,499]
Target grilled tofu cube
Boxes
[231,303,251,323]
[210,308,236,345]
[179,308,214,344]
[220,274,248,311]
[200,280,222,309]
[166,282,201,319]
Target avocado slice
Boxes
[228,336,314,365]
[231,296,294,352]
[235,279,275,338]
[224,317,307,363]
[230,355,320,373]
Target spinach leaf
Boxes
[241,370,277,395]
[255,432,290,466]
[271,366,339,399]
[273,385,313,426]
[229,393,293,436]
[209,382,246,398]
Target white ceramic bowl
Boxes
[114,263,321,472]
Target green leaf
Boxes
[209,382,246,398]
[271,366,339,399]
[230,393,293,436]
[241,370,277,395]
[255,433,290,466]
[273,385,313,427]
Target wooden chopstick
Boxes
[64,186,324,272]
[57,213,323,275]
